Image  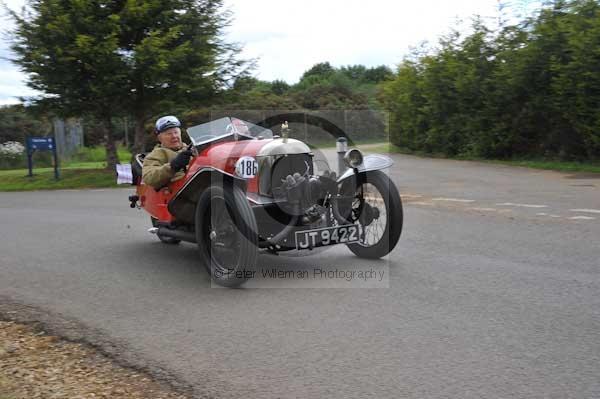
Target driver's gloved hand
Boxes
[170,149,193,172]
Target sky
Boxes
[0,0,514,105]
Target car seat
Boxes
[132,153,145,185]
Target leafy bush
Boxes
[381,0,600,161]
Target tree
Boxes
[9,0,245,169]
[117,0,246,154]
[340,65,368,81]
[9,0,125,167]
[381,0,600,160]
[0,104,51,144]
[300,62,335,81]
[364,65,394,83]
[338,65,393,83]
[545,0,600,158]
[270,79,290,96]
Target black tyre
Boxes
[150,217,181,245]
[195,183,258,287]
[344,170,403,259]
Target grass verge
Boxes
[0,145,132,171]
[372,143,600,174]
[0,168,120,191]
[0,144,132,191]
[308,137,389,149]
[70,145,132,163]
[0,320,188,399]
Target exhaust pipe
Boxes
[155,226,197,243]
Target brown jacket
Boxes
[142,145,187,189]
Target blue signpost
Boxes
[26,136,59,179]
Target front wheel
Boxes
[195,183,258,287]
[343,170,403,259]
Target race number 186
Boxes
[235,156,258,178]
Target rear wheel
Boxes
[195,184,258,287]
[343,170,403,259]
[150,217,181,245]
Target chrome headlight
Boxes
[344,149,364,168]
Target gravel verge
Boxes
[0,320,190,399]
[0,298,194,399]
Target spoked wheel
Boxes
[343,170,403,259]
[195,184,258,287]
[150,217,181,245]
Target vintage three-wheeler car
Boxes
[129,117,403,287]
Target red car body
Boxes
[137,139,267,222]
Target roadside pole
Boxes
[27,150,33,177]
[52,135,59,180]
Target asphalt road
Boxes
[1,152,599,398]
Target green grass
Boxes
[488,159,600,173]
[69,145,132,163]
[0,145,132,171]
[371,143,600,174]
[0,168,120,191]
[308,137,389,149]
[0,162,107,177]
[0,145,133,191]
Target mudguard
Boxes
[336,154,394,183]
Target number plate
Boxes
[295,224,359,250]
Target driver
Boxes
[142,115,193,189]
